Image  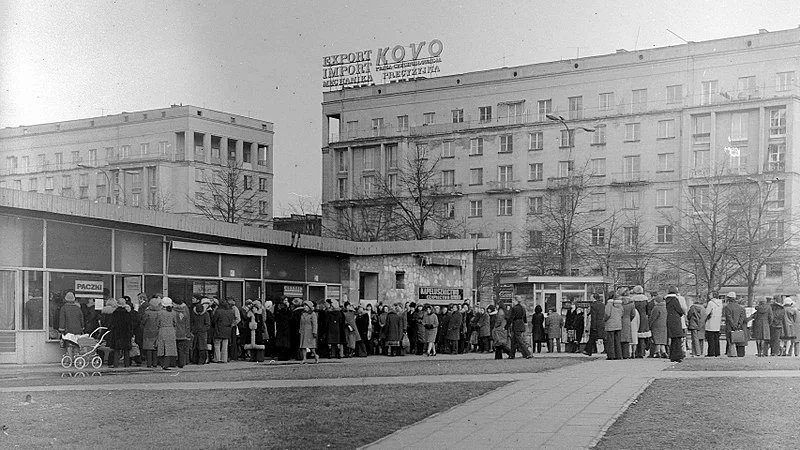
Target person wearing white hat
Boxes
[155,297,178,370]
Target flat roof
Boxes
[0,188,494,256]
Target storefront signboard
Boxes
[283,285,304,298]
[418,287,463,301]
[327,285,341,300]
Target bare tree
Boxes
[474,250,517,305]
[325,143,463,241]
[146,190,174,212]
[523,161,602,276]
[189,160,268,225]
[727,179,799,305]
[665,170,741,298]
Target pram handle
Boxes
[89,327,108,339]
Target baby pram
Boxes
[60,327,111,370]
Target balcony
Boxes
[486,180,520,193]
[610,171,650,185]
[430,183,463,196]
[546,175,586,189]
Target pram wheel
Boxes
[60,355,73,369]
[73,356,87,370]
[91,356,103,369]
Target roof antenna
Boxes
[634,26,641,51]
[667,29,689,44]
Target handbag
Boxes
[730,329,746,344]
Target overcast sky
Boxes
[1,0,797,213]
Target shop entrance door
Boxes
[543,291,560,314]
[223,280,244,307]
[0,270,18,363]
[308,285,326,306]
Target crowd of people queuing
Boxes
[56,285,800,369]
[581,286,800,362]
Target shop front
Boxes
[503,276,609,316]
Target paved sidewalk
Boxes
[363,359,671,450]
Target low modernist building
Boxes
[0,105,275,225]
[0,189,491,363]
[321,27,800,298]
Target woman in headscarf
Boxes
[326,300,346,358]
[190,298,211,364]
[648,295,668,358]
[342,302,361,358]
[630,286,650,358]
[298,300,319,363]
[273,298,292,361]
[422,304,439,356]
[155,297,178,370]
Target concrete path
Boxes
[363,359,672,450]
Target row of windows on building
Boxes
[332,108,787,178]
[1,168,160,207]
[193,169,271,192]
[4,142,171,174]
[191,191,271,216]
[487,217,786,263]
[452,182,786,219]
[340,73,795,137]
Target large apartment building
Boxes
[321,28,800,295]
[0,105,274,224]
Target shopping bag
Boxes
[730,329,746,344]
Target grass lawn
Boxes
[594,378,800,449]
[1,356,586,388]
[0,382,506,449]
[668,355,800,371]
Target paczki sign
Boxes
[322,39,443,88]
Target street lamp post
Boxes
[545,114,597,276]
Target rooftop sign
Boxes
[322,39,444,89]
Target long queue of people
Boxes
[57,292,521,367]
[580,287,800,362]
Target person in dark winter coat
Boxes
[749,298,772,357]
[664,288,686,362]
[531,305,546,353]
[172,298,191,368]
[58,292,84,359]
[446,305,462,354]
[686,298,707,357]
[273,299,292,361]
[325,300,346,358]
[140,298,161,368]
[477,307,491,352]
[723,292,748,357]
[492,309,512,359]
[355,306,371,357]
[509,296,532,359]
[437,306,450,352]
[190,299,211,364]
[211,300,236,363]
[630,286,650,358]
[571,308,585,353]
[769,299,786,356]
[584,295,606,356]
[413,306,426,355]
[109,298,133,368]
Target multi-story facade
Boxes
[322,28,800,296]
[0,105,274,224]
